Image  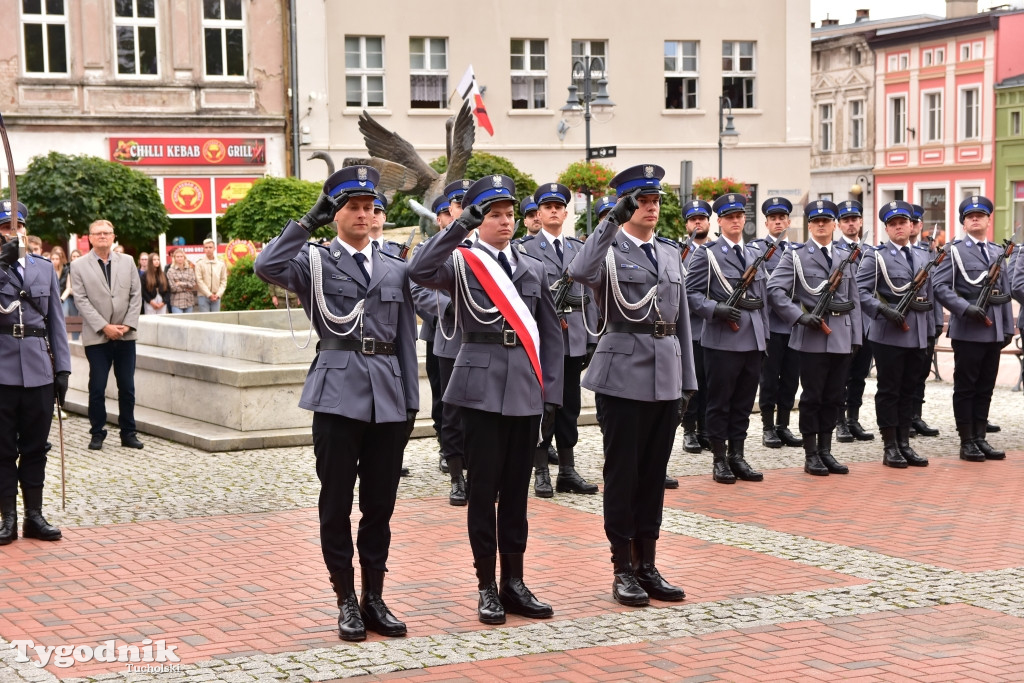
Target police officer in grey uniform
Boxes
[686,193,770,485]
[410,174,564,626]
[753,197,802,449]
[519,182,598,497]
[0,201,70,545]
[254,166,418,642]
[520,195,541,236]
[368,191,404,257]
[767,200,861,476]
[680,199,713,456]
[593,196,616,223]
[1013,246,1024,347]
[569,164,697,607]
[855,200,933,469]
[933,195,1013,461]
[907,203,942,437]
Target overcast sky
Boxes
[810,0,1022,25]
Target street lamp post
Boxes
[561,56,615,235]
[718,95,739,180]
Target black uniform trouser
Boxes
[312,412,405,575]
[843,339,873,414]
[910,336,936,416]
[84,339,137,438]
[758,332,800,424]
[540,354,584,451]
[683,340,708,427]
[797,352,852,435]
[425,341,442,435]
[437,356,464,463]
[703,348,762,442]
[595,393,676,548]
[0,384,53,497]
[462,408,538,559]
[872,343,927,429]
[951,339,1002,425]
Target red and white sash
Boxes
[457,246,544,392]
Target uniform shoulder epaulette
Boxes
[655,236,679,249]
[950,239,964,245]
[835,241,850,251]
[515,243,537,258]
[566,235,584,246]
[381,250,405,260]
[27,253,51,262]
[790,243,806,250]
[747,241,763,251]
[748,237,767,245]
[517,234,536,243]
[874,244,887,250]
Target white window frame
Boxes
[972,41,984,59]
[202,0,246,80]
[571,39,608,92]
[113,0,159,78]
[889,94,907,146]
[21,0,69,76]
[819,102,834,152]
[960,43,971,62]
[663,40,699,110]
[849,98,865,150]
[510,39,547,110]
[899,53,909,70]
[922,49,933,67]
[345,35,385,109]
[722,40,756,109]
[887,54,898,72]
[408,36,448,109]
[959,85,981,141]
[921,89,943,143]
[935,47,945,64]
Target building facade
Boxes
[0,0,288,252]
[995,74,1024,240]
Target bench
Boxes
[932,333,1024,392]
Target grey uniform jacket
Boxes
[933,236,1014,343]
[0,256,71,387]
[681,246,703,343]
[519,233,598,358]
[71,250,142,347]
[1012,248,1024,333]
[835,238,871,341]
[254,221,419,423]
[568,219,697,402]
[766,241,862,354]
[751,235,798,335]
[410,231,461,359]
[913,242,945,334]
[685,238,770,353]
[408,222,564,416]
[855,241,933,349]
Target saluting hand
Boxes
[607,190,640,226]
[299,191,342,232]
[454,204,485,232]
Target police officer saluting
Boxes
[409,174,563,625]
[855,201,932,468]
[519,182,598,497]
[933,195,1013,461]
[0,201,70,545]
[569,164,697,607]
[255,166,418,642]
[767,200,861,476]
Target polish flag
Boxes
[456,65,494,136]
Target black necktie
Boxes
[978,242,990,266]
[779,240,788,250]
[640,243,658,271]
[733,244,746,270]
[823,247,833,269]
[901,246,913,269]
[497,251,513,280]
[353,252,370,284]
[98,258,111,287]
[554,238,563,264]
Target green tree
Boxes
[221,255,274,311]
[16,152,169,246]
[217,176,330,243]
[656,188,685,242]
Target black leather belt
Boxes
[463,330,522,347]
[608,321,677,337]
[317,337,396,355]
[0,324,46,338]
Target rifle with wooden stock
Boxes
[808,242,862,335]
[974,239,1015,327]
[893,244,948,332]
[724,242,777,332]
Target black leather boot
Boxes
[359,568,406,637]
[897,426,929,467]
[0,496,16,545]
[881,427,907,468]
[547,444,559,464]
[447,455,467,506]
[439,451,449,474]
[847,407,875,441]
[974,420,1005,460]
[697,422,711,451]
[475,556,505,624]
[711,440,736,484]
[728,440,763,481]
[761,407,782,448]
[682,419,702,453]
[664,474,679,489]
[533,447,553,498]
[610,542,649,606]
[803,436,828,476]
[498,554,553,618]
[635,538,684,601]
[817,432,849,474]
[555,449,598,494]
[775,411,803,447]
[21,489,61,541]
[911,414,939,437]
[835,414,854,443]
[329,569,366,641]
[987,421,1000,433]
[957,422,985,462]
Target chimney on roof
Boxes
[946,0,978,17]
[856,9,870,21]
[822,18,839,26]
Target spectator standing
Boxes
[138,252,149,277]
[195,239,227,312]
[167,248,198,313]
[141,256,170,315]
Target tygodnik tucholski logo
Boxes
[10,638,181,672]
